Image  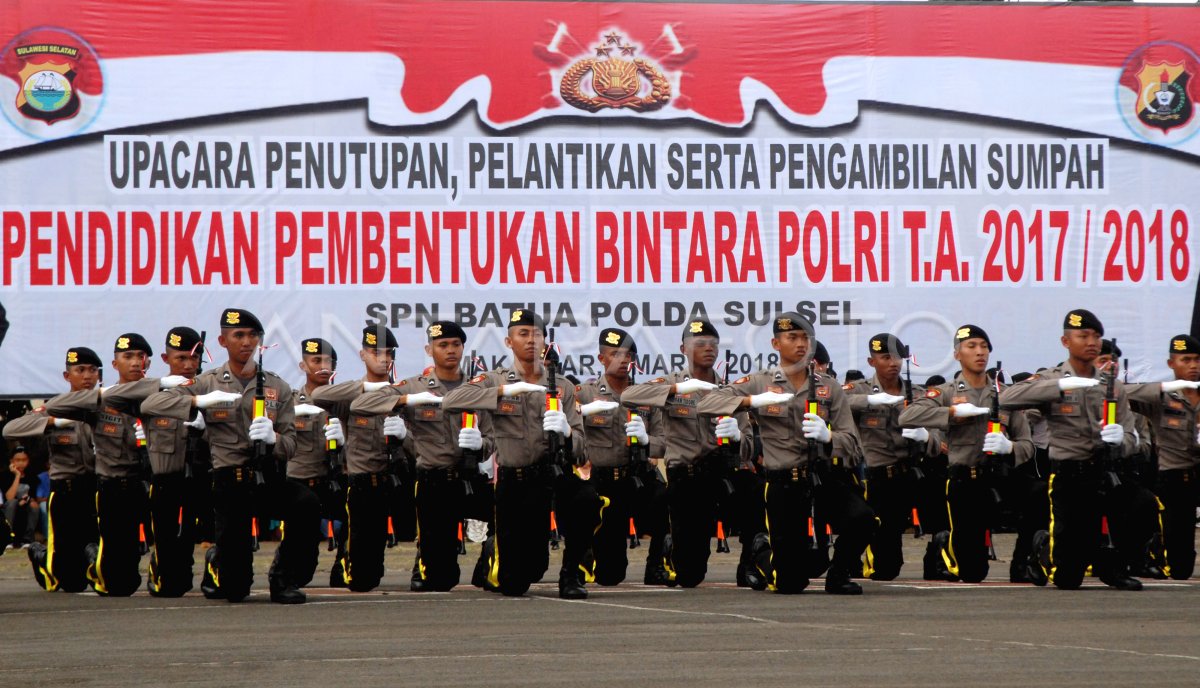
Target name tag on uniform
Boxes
[153,418,174,429]
[353,417,371,427]
[208,409,231,421]
[1166,399,1185,411]
[417,407,441,422]
[1051,403,1079,417]
[864,416,883,428]
[497,399,521,415]
[100,423,120,436]
[53,433,77,445]
[669,405,693,418]
[295,419,309,431]
[762,405,785,416]
[1163,416,1186,429]
[587,414,611,427]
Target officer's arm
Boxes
[645,407,666,459]
[695,380,752,416]
[42,389,102,424]
[442,373,499,412]
[142,377,210,421]
[898,392,949,430]
[617,379,674,409]
[478,411,497,458]
[1123,382,1163,416]
[827,387,863,463]
[998,377,1059,410]
[844,385,869,414]
[1,409,50,438]
[1007,408,1035,465]
[311,380,367,411]
[1113,390,1139,458]
[271,380,297,462]
[101,377,164,414]
[350,385,405,416]
[561,381,585,458]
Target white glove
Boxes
[1162,380,1200,393]
[750,391,795,409]
[324,418,345,444]
[196,390,241,409]
[248,415,277,445]
[293,403,324,417]
[184,412,206,431]
[51,417,75,428]
[458,426,483,450]
[714,416,742,443]
[1099,423,1124,445]
[580,400,619,417]
[383,415,407,439]
[982,432,1013,454]
[543,409,571,437]
[405,392,443,406]
[134,421,146,443]
[867,392,905,406]
[951,403,990,418]
[1058,377,1099,391]
[902,427,930,443]
[159,375,189,390]
[801,412,831,443]
[500,381,547,396]
[674,379,719,395]
[625,415,649,444]
[363,381,390,393]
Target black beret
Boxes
[1100,338,1122,358]
[598,327,636,353]
[114,332,152,356]
[844,369,865,382]
[301,337,338,361]
[165,326,202,353]
[925,374,946,387]
[772,312,814,337]
[65,346,101,368]
[1168,334,1200,356]
[1063,309,1103,336]
[868,333,908,358]
[954,324,991,350]
[427,321,467,343]
[220,308,264,333]
[362,326,398,350]
[507,309,546,335]
[682,319,720,341]
[813,341,830,365]
[1011,372,1034,383]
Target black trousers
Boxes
[762,477,813,593]
[914,456,950,535]
[590,468,669,585]
[665,466,728,588]
[188,464,216,543]
[814,470,877,579]
[724,468,768,551]
[88,477,148,597]
[553,471,604,583]
[941,475,999,583]
[390,473,418,543]
[36,477,97,593]
[1155,469,1198,580]
[148,472,196,596]
[486,469,553,596]
[270,478,322,588]
[207,467,258,601]
[339,473,392,592]
[1008,460,1050,569]
[864,467,916,580]
[414,470,492,591]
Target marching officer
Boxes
[698,314,873,594]
[575,327,670,586]
[899,325,1034,583]
[142,308,301,603]
[4,347,100,592]
[352,321,495,591]
[443,309,599,598]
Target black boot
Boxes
[923,531,954,581]
[200,546,224,599]
[410,551,428,591]
[660,534,678,588]
[328,557,348,588]
[28,542,47,589]
[825,566,863,595]
[270,576,307,604]
[471,537,498,592]
[736,533,770,591]
[558,568,587,600]
[1028,530,1050,587]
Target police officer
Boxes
[1125,334,1200,579]
[142,308,299,603]
[1000,309,1148,590]
[622,319,754,588]
[899,325,1034,583]
[698,314,873,594]
[575,327,669,586]
[3,347,100,592]
[312,325,408,592]
[353,321,495,591]
[443,310,598,598]
[291,338,347,587]
[44,333,166,596]
[845,333,941,580]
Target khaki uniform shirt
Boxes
[899,377,1034,467]
[621,370,752,468]
[575,376,666,468]
[3,407,95,480]
[1126,383,1200,471]
[311,379,404,476]
[845,375,941,469]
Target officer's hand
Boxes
[674,379,718,395]
[801,412,832,443]
[1161,380,1200,393]
[1099,423,1124,445]
[500,382,546,396]
[248,416,277,445]
[714,416,742,442]
[324,418,345,444]
[159,375,189,390]
[982,432,1013,454]
[363,381,390,393]
[750,391,795,408]
[458,426,484,450]
[580,400,619,417]
[625,415,649,444]
[866,392,905,406]
[51,417,75,428]
[383,415,407,440]
[196,390,241,409]
[184,411,206,431]
[950,403,989,418]
[1058,377,1099,391]
[405,392,443,406]
[134,421,147,443]
[293,403,323,417]
[543,410,571,437]
[901,427,930,443]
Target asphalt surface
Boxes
[0,532,1196,688]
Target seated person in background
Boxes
[3,447,41,548]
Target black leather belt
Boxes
[765,465,811,483]
[866,463,909,481]
[1050,458,1099,477]
[591,465,630,482]
[948,464,995,481]
[348,472,389,488]
[213,466,255,485]
[418,467,463,482]
[498,465,542,481]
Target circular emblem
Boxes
[560,32,670,114]
[1116,41,1200,146]
[1,27,104,139]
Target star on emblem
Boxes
[620,44,636,56]
[605,32,621,45]
[596,46,612,57]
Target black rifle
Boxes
[716,350,741,471]
[459,352,484,477]
[1100,341,1122,493]
[326,423,344,495]
[542,328,567,475]
[184,330,207,480]
[252,347,268,486]
[385,366,412,488]
[902,354,926,481]
[983,362,1009,501]
[806,360,828,553]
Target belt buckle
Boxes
[790,466,801,482]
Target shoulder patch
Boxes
[926,389,942,398]
[575,385,581,392]
[33,406,45,413]
[1026,374,1040,382]
[733,376,750,385]
[422,366,434,376]
[842,383,854,391]
[651,377,666,383]
[470,374,487,384]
